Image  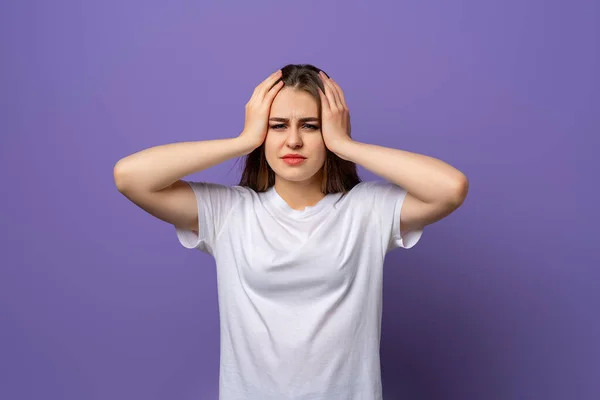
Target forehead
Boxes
[270,88,318,117]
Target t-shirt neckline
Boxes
[265,185,340,219]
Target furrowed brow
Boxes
[269,117,319,122]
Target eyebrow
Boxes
[269,117,319,123]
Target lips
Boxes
[281,155,307,165]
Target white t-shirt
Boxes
[175,180,423,399]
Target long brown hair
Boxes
[237,64,362,193]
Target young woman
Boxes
[114,64,468,400]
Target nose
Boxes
[286,126,303,149]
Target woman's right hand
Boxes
[238,69,284,152]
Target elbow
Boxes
[449,173,469,208]
[113,159,132,193]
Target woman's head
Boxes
[238,64,361,193]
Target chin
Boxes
[274,170,315,182]
[274,166,324,184]
[267,157,325,182]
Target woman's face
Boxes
[264,87,327,185]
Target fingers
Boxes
[329,79,347,109]
[251,70,283,103]
[264,80,284,103]
[319,71,346,112]
[320,71,338,110]
[318,71,331,113]
[318,84,330,114]
[249,70,279,103]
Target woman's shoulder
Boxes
[339,180,406,206]
[347,180,393,194]
[183,181,257,206]
[188,181,254,193]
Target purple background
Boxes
[1,0,598,399]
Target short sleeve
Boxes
[175,181,241,256]
[366,180,424,252]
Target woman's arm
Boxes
[113,137,254,193]
[332,140,468,205]
[316,72,468,231]
[331,140,469,230]
[113,69,283,231]
[114,69,283,193]
[113,137,255,231]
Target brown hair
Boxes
[237,64,362,193]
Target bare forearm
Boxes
[333,140,468,204]
[114,137,254,192]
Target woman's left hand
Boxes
[318,71,353,155]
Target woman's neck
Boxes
[273,177,325,211]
